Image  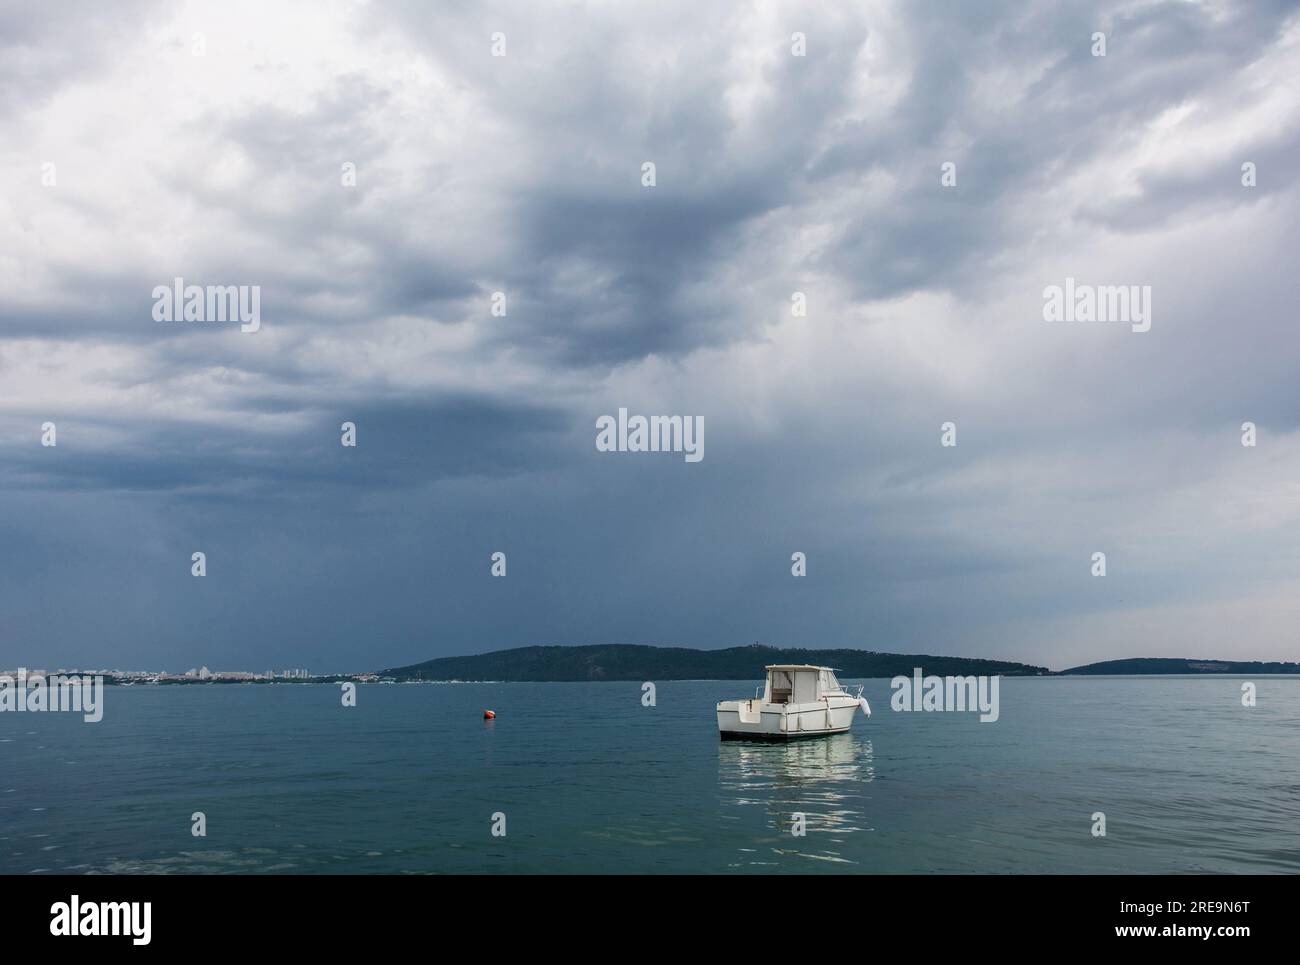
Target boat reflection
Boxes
[718,733,875,845]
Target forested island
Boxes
[381,644,1050,681]
[1060,657,1300,675]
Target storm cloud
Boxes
[2,0,1300,672]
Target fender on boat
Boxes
[859,697,871,717]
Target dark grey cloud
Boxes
[0,394,571,497]
[805,0,1300,299]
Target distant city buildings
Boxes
[3,666,345,683]
[176,667,314,680]
[175,667,310,680]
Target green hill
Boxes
[380,644,1048,682]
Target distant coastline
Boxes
[14,646,1299,686]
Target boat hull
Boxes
[719,727,851,742]
[716,697,859,741]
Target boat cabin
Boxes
[763,665,844,705]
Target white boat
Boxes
[717,664,870,741]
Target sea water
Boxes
[3,676,1298,874]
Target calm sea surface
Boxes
[3,677,1299,874]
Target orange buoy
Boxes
[483,709,496,720]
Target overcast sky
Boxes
[3,0,1299,673]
